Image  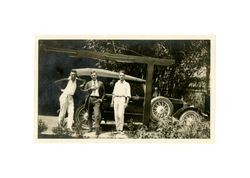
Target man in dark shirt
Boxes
[83,71,105,136]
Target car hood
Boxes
[73,68,146,83]
[169,98,186,104]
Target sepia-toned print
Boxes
[36,37,215,142]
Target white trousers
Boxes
[58,94,74,129]
[114,97,126,131]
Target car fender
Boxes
[172,105,200,119]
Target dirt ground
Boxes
[38,115,130,139]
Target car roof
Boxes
[73,68,146,83]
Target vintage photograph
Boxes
[36,37,214,141]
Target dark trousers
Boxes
[87,97,101,131]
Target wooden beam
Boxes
[143,63,154,126]
[77,50,175,66]
[44,47,78,55]
[44,47,175,66]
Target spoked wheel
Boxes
[74,105,89,130]
[150,96,174,122]
[179,110,201,126]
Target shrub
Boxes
[130,116,210,139]
[178,119,210,139]
[52,119,74,138]
[38,119,48,134]
[72,122,84,138]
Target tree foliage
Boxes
[80,39,210,98]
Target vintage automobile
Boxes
[54,68,207,128]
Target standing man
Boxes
[58,70,78,130]
[83,71,105,135]
[111,70,131,134]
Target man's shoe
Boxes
[95,130,100,135]
[87,129,92,133]
[95,127,101,135]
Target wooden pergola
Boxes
[44,47,175,126]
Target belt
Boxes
[90,96,100,98]
[115,95,126,97]
[63,94,73,97]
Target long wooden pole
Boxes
[44,47,175,66]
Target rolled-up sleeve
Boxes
[126,82,131,98]
[112,83,118,95]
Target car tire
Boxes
[179,110,201,126]
[150,96,174,122]
[74,105,89,129]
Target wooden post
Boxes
[143,63,154,126]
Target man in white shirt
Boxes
[58,70,77,130]
[111,70,131,134]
